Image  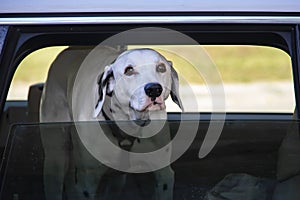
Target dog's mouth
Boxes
[129,101,166,127]
[128,95,167,127]
[128,111,150,127]
[140,101,165,112]
[129,108,151,127]
[140,96,166,111]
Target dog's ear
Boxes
[170,62,184,111]
[93,65,115,118]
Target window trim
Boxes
[1,16,300,25]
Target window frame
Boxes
[0,24,299,120]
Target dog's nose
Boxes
[144,83,163,101]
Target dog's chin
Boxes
[130,104,167,127]
[134,118,151,127]
[131,110,151,127]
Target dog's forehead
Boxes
[113,49,167,70]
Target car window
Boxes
[7,45,294,113]
[0,20,299,200]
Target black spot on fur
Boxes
[95,70,114,109]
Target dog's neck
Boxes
[100,95,137,150]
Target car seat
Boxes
[27,83,44,122]
[273,110,300,200]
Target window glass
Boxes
[1,120,297,199]
[7,45,294,113]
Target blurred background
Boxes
[7,45,294,113]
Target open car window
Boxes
[7,45,294,113]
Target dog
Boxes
[40,46,183,200]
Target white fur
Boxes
[40,47,182,200]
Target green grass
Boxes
[12,45,292,85]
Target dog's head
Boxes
[94,48,183,122]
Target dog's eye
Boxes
[124,66,135,76]
[156,63,166,73]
